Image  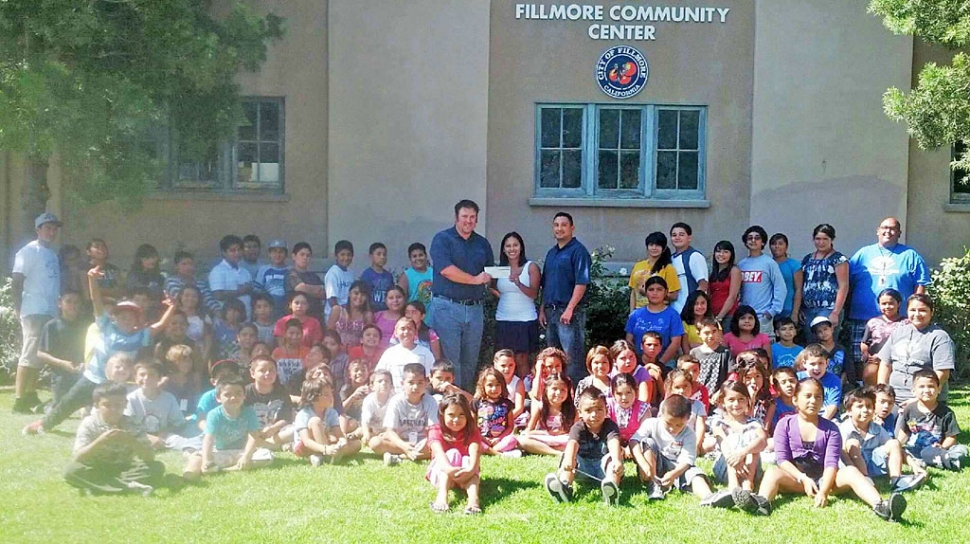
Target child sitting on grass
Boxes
[126,360,199,452]
[293,377,361,466]
[519,373,575,456]
[544,388,624,506]
[162,344,201,419]
[607,373,651,458]
[360,370,394,446]
[65,381,165,496]
[895,370,968,471]
[245,356,295,450]
[375,363,438,466]
[473,368,519,457]
[183,375,274,481]
[428,393,483,514]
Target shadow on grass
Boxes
[480,476,540,509]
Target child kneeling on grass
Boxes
[428,393,483,514]
[544,388,624,506]
[292,377,361,466]
[64,381,165,496]
[183,376,274,481]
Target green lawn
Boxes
[2,388,969,544]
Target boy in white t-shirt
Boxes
[325,240,355,321]
[375,317,435,392]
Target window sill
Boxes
[528,197,710,209]
[943,202,970,213]
[148,191,290,203]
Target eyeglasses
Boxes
[746,235,762,241]
[878,226,899,232]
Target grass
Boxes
[2,388,970,544]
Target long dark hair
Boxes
[709,240,736,282]
[438,392,476,443]
[499,231,528,267]
[730,305,760,336]
[539,373,575,430]
[131,244,160,273]
[680,290,713,325]
[644,232,672,274]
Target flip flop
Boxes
[430,502,450,513]
[463,505,482,515]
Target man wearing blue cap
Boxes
[11,212,62,413]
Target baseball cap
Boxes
[35,212,62,229]
[810,315,832,329]
[112,301,143,317]
[268,239,287,250]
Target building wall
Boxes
[327,0,491,271]
[905,40,970,266]
[56,0,330,268]
[749,0,914,260]
[486,0,755,264]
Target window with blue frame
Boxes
[952,141,970,204]
[535,104,706,200]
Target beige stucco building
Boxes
[2,0,968,274]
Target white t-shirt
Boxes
[671,250,709,314]
[208,259,254,319]
[375,343,436,393]
[12,240,60,317]
[383,392,439,440]
[361,392,391,434]
[125,388,186,435]
[324,265,355,321]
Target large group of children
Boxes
[15,232,967,522]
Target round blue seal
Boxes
[594,45,649,99]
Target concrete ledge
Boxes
[528,197,710,209]
[148,191,290,203]
[943,203,970,213]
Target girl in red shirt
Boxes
[427,393,483,514]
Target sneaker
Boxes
[647,479,666,501]
[21,420,45,436]
[500,450,524,459]
[12,397,32,414]
[383,452,401,467]
[700,488,736,508]
[26,392,44,413]
[732,488,756,511]
[545,473,572,503]
[748,494,772,516]
[892,473,927,493]
[946,453,963,471]
[310,454,325,467]
[126,481,154,497]
[601,480,620,506]
[873,493,906,522]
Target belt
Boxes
[434,295,482,306]
[544,303,579,311]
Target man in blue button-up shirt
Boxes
[539,212,591,385]
[430,200,495,389]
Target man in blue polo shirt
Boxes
[539,212,592,385]
[430,200,494,390]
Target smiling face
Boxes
[443,403,468,434]
[877,218,901,247]
[714,247,733,266]
[503,236,522,265]
[693,296,708,317]
[699,325,721,348]
[113,308,140,334]
[455,206,479,238]
[87,240,108,263]
[250,359,277,386]
[394,319,417,347]
[483,374,503,401]
[722,389,750,418]
[361,327,381,348]
[348,362,368,385]
[222,243,241,265]
[552,216,574,244]
[848,398,874,428]
[335,249,354,270]
[105,358,131,384]
[878,294,900,319]
[545,380,568,407]
[284,325,303,348]
[385,289,405,312]
[745,231,764,252]
[349,286,367,310]
[813,232,833,253]
[647,243,663,259]
[668,376,692,397]
[590,354,611,379]
[912,376,940,404]
[669,227,690,251]
[613,382,635,409]
[907,299,933,329]
[409,248,428,270]
[801,356,828,379]
[268,247,287,266]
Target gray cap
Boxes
[268,239,287,250]
[35,212,62,229]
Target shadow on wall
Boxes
[752,175,905,256]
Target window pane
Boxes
[620,151,640,189]
[541,109,561,148]
[178,141,219,185]
[261,143,280,163]
[658,110,678,150]
[955,141,970,194]
[540,150,561,188]
[599,109,619,150]
[621,110,641,150]
[562,108,583,148]
[260,102,280,142]
[237,142,258,184]
[563,150,582,188]
[678,152,699,190]
[656,151,677,189]
[679,110,699,150]
[239,102,258,141]
[598,150,618,189]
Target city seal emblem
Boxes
[595,45,648,99]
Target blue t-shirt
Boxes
[255,265,290,316]
[847,243,930,321]
[83,313,151,384]
[196,389,219,421]
[826,344,848,377]
[540,238,592,307]
[292,405,340,447]
[430,226,494,302]
[772,398,796,429]
[775,258,800,318]
[360,268,395,311]
[213,319,239,360]
[205,404,261,451]
[771,343,803,369]
[797,370,842,409]
[624,306,685,356]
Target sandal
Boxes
[430,502,450,513]
[463,505,482,515]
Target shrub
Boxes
[585,246,629,348]
[928,248,970,382]
[0,277,22,384]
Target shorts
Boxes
[572,453,615,483]
[19,314,53,369]
[713,453,764,484]
[849,319,868,364]
[209,447,274,469]
[495,319,540,353]
[636,438,705,491]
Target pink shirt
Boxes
[723,332,771,358]
[273,315,323,348]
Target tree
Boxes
[869,0,970,185]
[0,0,283,237]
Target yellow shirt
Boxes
[682,322,702,348]
[628,260,681,308]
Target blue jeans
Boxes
[430,297,484,390]
[544,306,587,386]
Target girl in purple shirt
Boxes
[740,378,906,521]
